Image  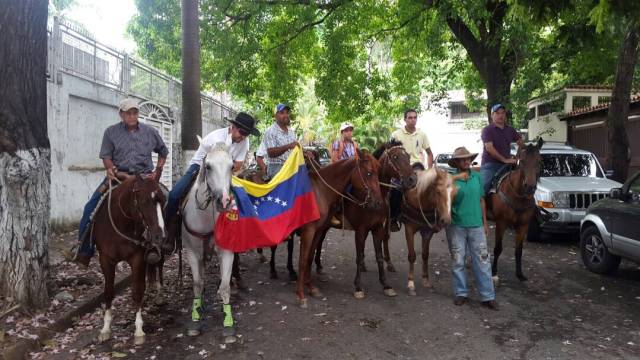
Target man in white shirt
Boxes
[163,112,260,253]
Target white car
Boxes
[526,142,623,241]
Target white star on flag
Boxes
[281,201,287,207]
[274,198,281,204]
[267,196,273,201]
[254,200,260,206]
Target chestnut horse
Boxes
[92,175,166,345]
[313,140,417,298]
[296,151,384,307]
[397,167,453,295]
[490,138,543,284]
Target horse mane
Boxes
[415,167,439,196]
[372,139,403,159]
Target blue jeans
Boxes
[445,225,495,301]
[166,163,200,223]
[77,178,108,257]
[480,162,507,195]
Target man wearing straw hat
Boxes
[446,146,498,310]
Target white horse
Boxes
[181,140,236,342]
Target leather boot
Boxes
[162,216,179,255]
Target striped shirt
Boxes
[99,122,169,173]
[263,122,296,165]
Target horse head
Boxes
[515,138,543,196]
[197,138,233,211]
[376,140,417,190]
[130,176,167,249]
[350,150,384,210]
[415,167,453,230]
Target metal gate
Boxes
[138,101,173,189]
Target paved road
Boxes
[43,225,640,359]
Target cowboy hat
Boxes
[448,146,478,168]
[228,112,260,136]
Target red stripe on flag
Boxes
[214,191,320,252]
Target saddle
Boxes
[398,198,438,231]
[487,165,515,195]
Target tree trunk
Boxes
[181,0,202,151]
[606,22,639,183]
[0,0,51,308]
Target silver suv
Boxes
[526,142,623,241]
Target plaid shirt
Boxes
[263,122,296,165]
[99,122,169,173]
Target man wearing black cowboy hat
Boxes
[163,112,260,254]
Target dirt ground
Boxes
[27,225,640,359]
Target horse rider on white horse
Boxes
[163,112,261,253]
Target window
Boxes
[572,96,591,110]
[540,153,604,178]
[537,96,565,116]
[525,107,536,120]
[436,153,452,164]
[598,96,611,104]
[449,102,482,120]
[629,175,640,194]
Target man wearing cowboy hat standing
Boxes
[163,112,260,253]
[446,146,498,310]
[330,122,359,162]
[73,98,169,267]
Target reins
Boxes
[306,155,372,207]
[107,179,150,247]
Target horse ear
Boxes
[197,158,206,184]
[196,135,203,146]
[536,137,544,150]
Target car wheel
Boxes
[580,226,621,274]
[527,218,541,242]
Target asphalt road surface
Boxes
[41,225,640,360]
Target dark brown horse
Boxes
[92,175,166,345]
[397,167,453,295]
[296,151,384,307]
[490,138,543,284]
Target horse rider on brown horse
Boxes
[73,98,169,268]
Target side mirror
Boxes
[472,161,478,166]
[605,169,614,178]
[609,187,623,200]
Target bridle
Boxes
[379,145,410,189]
[497,150,540,213]
[306,155,375,208]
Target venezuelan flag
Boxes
[215,146,320,252]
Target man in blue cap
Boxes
[480,104,524,195]
[264,103,299,178]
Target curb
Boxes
[3,274,132,360]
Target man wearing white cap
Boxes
[73,98,169,267]
[331,122,359,162]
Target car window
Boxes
[540,153,604,177]
[629,176,640,194]
[437,154,451,164]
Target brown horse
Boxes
[490,138,543,283]
[397,167,453,295]
[296,151,384,307]
[92,175,166,345]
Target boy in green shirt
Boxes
[447,147,498,310]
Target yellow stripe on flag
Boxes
[231,146,306,197]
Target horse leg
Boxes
[98,257,115,343]
[515,225,528,281]
[217,247,237,343]
[314,233,325,274]
[287,235,298,281]
[421,230,434,288]
[131,257,147,345]
[353,228,367,299]
[231,253,246,291]
[296,226,314,308]
[269,245,278,279]
[492,221,506,286]
[307,232,324,298]
[383,221,396,272]
[405,225,417,296]
[257,247,267,263]
[149,262,166,306]
[185,234,205,336]
[373,225,396,297]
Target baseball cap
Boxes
[491,103,506,113]
[339,122,354,132]
[119,98,139,112]
[275,103,291,113]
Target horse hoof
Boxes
[270,272,279,280]
[187,328,201,337]
[224,335,237,344]
[134,335,145,346]
[359,265,368,273]
[187,322,202,337]
[383,288,397,297]
[258,255,267,263]
[421,279,433,288]
[407,288,417,296]
[492,276,500,288]
[97,331,111,343]
[298,298,308,309]
[517,275,528,282]
[289,273,298,282]
[354,290,365,299]
[222,326,236,343]
[386,264,396,272]
[316,272,329,283]
[310,287,323,298]
[230,286,239,296]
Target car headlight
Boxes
[552,192,569,208]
